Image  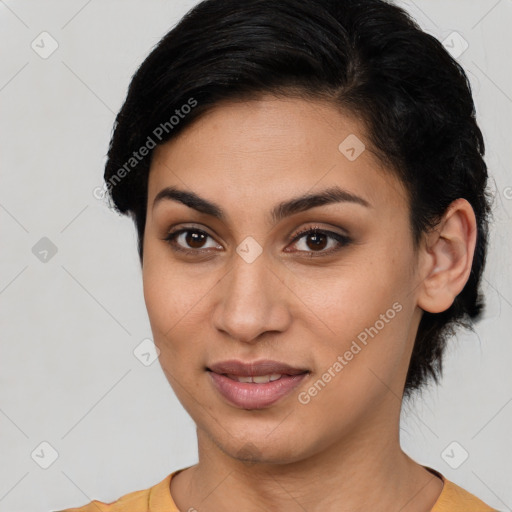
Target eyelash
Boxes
[163,225,351,258]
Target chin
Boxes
[211,429,312,466]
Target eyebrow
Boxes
[152,185,371,225]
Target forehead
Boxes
[147,96,408,221]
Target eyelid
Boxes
[163,223,351,257]
[163,225,222,254]
[289,224,348,241]
[285,225,352,256]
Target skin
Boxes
[142,95,477,512]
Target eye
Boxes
[164,228,222,255]
[286,226,351,257]
[163,225,351,258]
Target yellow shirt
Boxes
[57,466,497,511]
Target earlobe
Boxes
[417,198,477,314]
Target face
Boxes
[142,95,424,464]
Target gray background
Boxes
[0,1,511,511]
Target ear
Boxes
[417,198,477,314]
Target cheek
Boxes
[142,264,181,340]
[295,280,411,427]
[141,250,218,358]
[295,250,410,334]
[294,247,414,381]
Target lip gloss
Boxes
[209,372,307,409]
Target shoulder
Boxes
[55,487,152,512]
[427,467,497,512]
[55,471,178,512]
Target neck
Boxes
[171,409,443,512]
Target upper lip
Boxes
[208,359,308,377]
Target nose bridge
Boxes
[213,248,290,343]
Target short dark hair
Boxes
[103,0,492,397]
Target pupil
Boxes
[307,232,327,251]
[187,231,205,248]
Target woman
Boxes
[60,0,497,510]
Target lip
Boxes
[207,359,309,410]
[208,359,308,377]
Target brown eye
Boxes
[303,231,328,251]
[163,225,351,258]
[164,228,222,254]
[185,231,208,249]
[287,227,351,257]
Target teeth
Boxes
[228,374,283,383]
[253,375,270,384]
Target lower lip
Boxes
[208,372,307,410]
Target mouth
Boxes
[207,359,309,410]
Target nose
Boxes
[211,249,292,344]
